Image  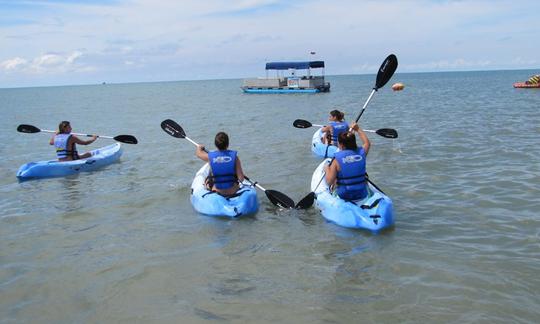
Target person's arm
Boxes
[72,135,97,145]
[350,122,370,155]
[195,145,209,162]
[321,125,331,133]
[235,157,245,182]
[49,135,55,145]
[324,159,338,188]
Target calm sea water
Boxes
[1,70,539,323]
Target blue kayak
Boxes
[311,128,338,158]
[16,143,123,181]
[311,159,394,233]
[190,163,259,217]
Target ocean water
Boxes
[1,70,539,323]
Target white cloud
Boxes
[0,57,28,71]
[1,51,91,75]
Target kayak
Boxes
[311,128,338,158]
[16,143,123,181]
[190,163,259,217]
[311,159,394,233]
[513,82,540,88]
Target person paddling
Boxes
[196,132,246,197]
[321,109,348,146]
[325,122,371,201]
[49,121,97,161]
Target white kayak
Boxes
[190,163,259,217]
[311,159,394,233]
[311,128,338,158]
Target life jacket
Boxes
[335,148,368,201]
[329,121,348,145]
[54,133,77,159]
[208,150,238,189]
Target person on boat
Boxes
[196,131,246,196]
[525,74,540,85]
[325,122,371,201]
[49,121,97,161]
[321,109,348,146]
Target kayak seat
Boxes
[360,197,383,210]
[201,189,250,200]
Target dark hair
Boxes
[338,131,358,150]
[214,132,229,150]
[58,121,71,134]
[330,109,345,121]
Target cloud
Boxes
[0,57,28,71]
[0,51,93,74]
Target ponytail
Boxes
[338,131,358,150]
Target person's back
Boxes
[196,132,245,197]
[325,123,371,201]
[322,109,347,145]
[49,121,97,161]
[334,146,367,201]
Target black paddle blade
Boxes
[375,128,398,139]
[160,119,186,138]
[17,124,41,133]
[375,54,398,90]
[113,135,138,144]
[266,189,295,209]
[293,119,312,129]
[295,192,315,209]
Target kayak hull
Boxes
[16,143,123,181]
[513,82,540,88]
[311,128,338,158]
[190,164,259,218]
[311,159,394,233]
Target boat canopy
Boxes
[265,61,325,70]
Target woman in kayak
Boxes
[49,121,97,161]
[196,131,246,197]
[325,122,371,201]
[321,109,348,146]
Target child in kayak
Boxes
[49,121,97,161]
[325,122,371,201]
[321,109,348,146]
[196,131,246,197]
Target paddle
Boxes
[296,54,398,209]
[292,119,398,139]
[160,118,295,209]
[17,124,138,144]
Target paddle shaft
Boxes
[39,129,115,140]
[310,123,387,135]
[353,89,377,125]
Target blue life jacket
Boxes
[208,150,238,189]
[335,148,368,201]
[54,133,77,159]
[329,121,348,145]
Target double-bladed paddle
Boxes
[17,124,138,144]
[296,54,398,209]
[160,118,295,209]
[292,119,398,139]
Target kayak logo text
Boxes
[341,155,362,163]
[213,156,232,163]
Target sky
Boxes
[1,0,539,88]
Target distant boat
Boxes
[242,61,330,93]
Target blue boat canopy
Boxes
[265,61,325,70]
